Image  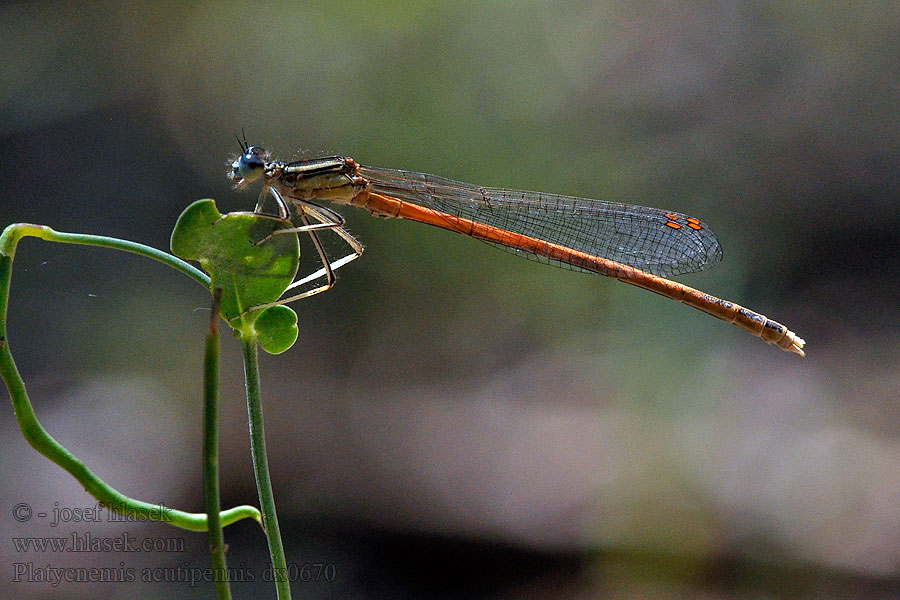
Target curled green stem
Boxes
[0,223,260,532]
[0,223,209,286]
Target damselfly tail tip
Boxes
[781,331,806,357]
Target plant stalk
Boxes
[241,335,291,600]
[204,288,231,600]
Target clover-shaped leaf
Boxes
[254,305,299,354]
[171,199,300,351]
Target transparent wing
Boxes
[359,165,723,277]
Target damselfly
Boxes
[230,142,804,355]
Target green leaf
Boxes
[171,200,300,345]
[255,305,299,354]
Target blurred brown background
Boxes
[1,1,898,598]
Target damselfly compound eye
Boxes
[231,146,267,183]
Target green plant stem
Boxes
[0,223,209,287]
[0,223,261,531]
[242,335,291,600]
[204,288,231,600]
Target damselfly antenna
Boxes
[235,129,249,153]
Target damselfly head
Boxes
[229,145,268,186]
